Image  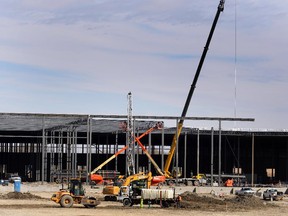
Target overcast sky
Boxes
[0,0,287,130]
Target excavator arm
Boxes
[164,0,225,178]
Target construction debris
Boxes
[0,192,44,200]
[178,191,275,211]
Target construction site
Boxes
[1,1,288,215]
[0,112,288,186]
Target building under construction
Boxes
[0,112,288,185]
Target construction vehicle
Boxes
[163,0,225,179]
[90,122,166,200]
[103,171,164,201]
[90,122,165,185]
[118,187,176,208]
[51,178,100,208]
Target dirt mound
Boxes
[0,192,44,200]
[179,191,271,211]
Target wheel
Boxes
[193,180,199,186]
[123,198,132,207]
[60,195,74,208]
[55,178,61,184]
[162,201,170,208]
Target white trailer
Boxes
[118,186,176,207]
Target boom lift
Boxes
[164,0,225,178]
[89,122,165,184]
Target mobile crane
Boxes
[164,0,225,178]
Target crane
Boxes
[164,0,225,178]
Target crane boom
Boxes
[164,0,225,177]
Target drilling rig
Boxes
[126,92,135,176]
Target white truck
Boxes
[263,188,284,201]
[117,186,176,207]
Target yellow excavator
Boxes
[103,171,154,201]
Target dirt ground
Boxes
[1,183,288,216]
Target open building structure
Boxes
[0,112,288,186]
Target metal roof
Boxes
[3,112,286,136]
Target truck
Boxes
[117,186,176,208]
[263,188,284,201]
[235,187,256,196]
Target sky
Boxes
[0,0,287,130]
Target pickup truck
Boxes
[235,187,256,196]
[263,188,284,201]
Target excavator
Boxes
[103,171,154,201]
[163,0,225,179]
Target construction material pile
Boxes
[0,192,44,200]
[179,191,273,211]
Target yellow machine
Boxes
[164,0,225,179]
[51,178,100,208]
[103,172,153,201]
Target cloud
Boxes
[0,0,287,129]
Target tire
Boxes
[193,180,199,186]
[123,198,132,207]
[162,201,170,208]
[60,195,74,208]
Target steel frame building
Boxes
[1,112,288,185]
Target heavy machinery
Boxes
[118,187,176,208]
[51,178,100,208]
[90,122,165,185]
[103,171,164,201]
[164,0,225,179]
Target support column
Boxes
[161,123,164,171]
[218,120,222,186]
[86,116,91,184]
[211,127,214,186]
[197,128,200,175]
[115,131,118,172]
[184,132,187,178]
[148,132,151,172]
[175,118,179,185]
[252,133,255,186]
[41,116,46,184]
